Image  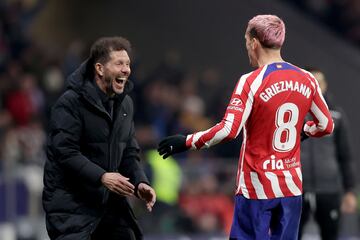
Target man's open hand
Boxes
[137,183,156,212]
[101,172,135,197]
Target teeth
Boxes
[115,77,127,84]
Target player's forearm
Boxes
[186,116,241,150]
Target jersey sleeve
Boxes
[185,72,257,150]
[303,75,334,137]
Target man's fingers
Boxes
[109,185,133,196]
[117,177,135,189]
[115,182,135,195]
[146,203,153,212]
[145,193,156,212]
[114,187,133,197]
[119,183,135,194]
[121,180,135,190]
[112,178,135,195]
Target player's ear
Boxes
[252,38,259,50]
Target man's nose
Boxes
[122,66,130,74]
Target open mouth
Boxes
[115,77,127,84]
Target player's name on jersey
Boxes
[259,80,312,102]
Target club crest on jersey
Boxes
[263,155,284,170]
[230,98,243,106]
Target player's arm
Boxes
[158,72,257,159]
[185,75,253,150]
[303,79,334,137]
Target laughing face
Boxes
[98,50,131,95]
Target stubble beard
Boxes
[104,75,116,96]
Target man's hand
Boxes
[157,134,188,159]
[341,192,358,214]
[137,183,156,212]
[101,172,135,197]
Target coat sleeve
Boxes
[48,95,106,186]
[334,109,356,192]
[119,122,149,187]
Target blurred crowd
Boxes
[0,0,241,239]
[284,0,360,47]
[1,0,360,239]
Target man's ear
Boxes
[95,63,104,77]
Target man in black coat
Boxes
[299,68,357,240]
[42,36,156,240]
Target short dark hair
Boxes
[89,36,132,65]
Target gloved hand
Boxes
[301,121,315,142]
[157,134,188,159]
[300,129,309,142]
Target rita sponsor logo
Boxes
[262,155,298,170]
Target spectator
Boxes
[299,68,357,240]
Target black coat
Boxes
[42,61,149,240]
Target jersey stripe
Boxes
[192,129,211,149]
[283,170,302,196]
[239,171,249,198]
[204,113,235,147]
[236,127,247,194]
[265,172,284,198]
[309,102,329,132]
[235,72,252,95]
[295,167,302,181]
[278,172,293,197]
[250,172,267,199]
[259,172,275,199]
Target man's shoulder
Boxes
[239,66,267,83]
[55,89,81,107]
[122,95,134,106]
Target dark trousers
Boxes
[299,192,341,240]
[230,195,302,240]
[91,195,142,240]
[91,212,137,240]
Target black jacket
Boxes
[42,61,149,240]
[301,95,355,194]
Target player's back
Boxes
[246,62,314,161]
[238,62,318,199]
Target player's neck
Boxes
[256,50,283,67]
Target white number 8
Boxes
[273,103,299,152]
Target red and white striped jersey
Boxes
[185,62,334,199]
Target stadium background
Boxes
[0,0,360,239]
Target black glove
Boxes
[300,130,309,142]
[157,134,188,159]
[300,121,309,142]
